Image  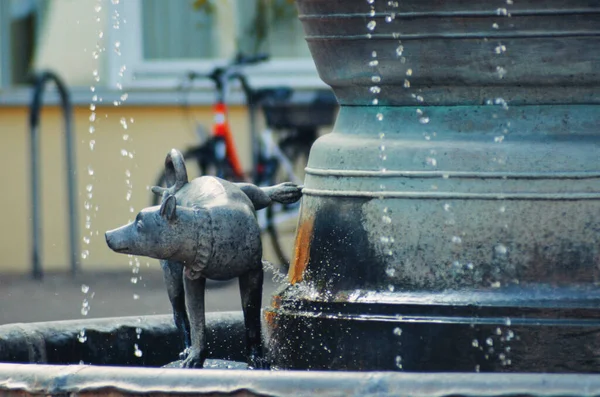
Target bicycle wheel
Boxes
[264,138,311,270]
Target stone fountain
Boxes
[1,0,600,395]
[266,0,600,372]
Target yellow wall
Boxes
[0,104,257,274]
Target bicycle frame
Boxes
[211,101,245,180]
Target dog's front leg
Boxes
[160,260,191,358]
[239,266,268,369]
[181,274,207,368]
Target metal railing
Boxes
[29,71,79,279]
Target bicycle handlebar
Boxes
[233,53,270,67]
[182,53,270,103]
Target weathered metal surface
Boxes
[296,0,600,106]
[5,363,600,397]
[267,0,600,371]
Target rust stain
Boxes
[289,215,314,284]
[264,309,277,330]
[270,294,282,310]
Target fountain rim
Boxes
[3,362,600,397]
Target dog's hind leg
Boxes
[239,265,268,369]
[160,260,191,357]
[237,182,302,210]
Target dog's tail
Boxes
[151,149,189,200]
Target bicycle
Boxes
[151,53,337,270]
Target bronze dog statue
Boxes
[106,149,302,368]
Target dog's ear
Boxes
[160,195,177,221]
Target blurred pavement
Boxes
[0,268,285,325]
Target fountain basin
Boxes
[1,313,600,396]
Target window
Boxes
[109,0,323,91]
[0,0,47,88]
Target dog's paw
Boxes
[178,347,191,360]
[247,346,270,370]
[269,182,303,205]
[181,348,206,369]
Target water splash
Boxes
[133,344,143,357]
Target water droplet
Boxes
[126,191,132,201]
[385,14,395,23]
[495,44,507,54]
[426,157,437,167]
[120,93,129,101]
[86,184,93,193]
[121,149,129,156]
[492,22,500,29]
[120,117,128,129]
[371,75,381,83]
[89,113,96,122]
[395,355,403,369]
[486,337,494,346]
[134,344,143,357]
[131,277,138,284]
[78,329,87,343]
[94,4,102,13]
[81,284,90,293]
[83,236,90,245]
[495,244,507,255]
[452,236,462,244]
[444,203,451,211]
[472,339,479,347]
[133,294,140,300]
[497,8,508,16]
[89,140,96,151]
[403,79,410,88]
[505,318,512,326]
[382,215,392,224]
[370,86,381,94]
[494,135,505,143]
[393,327,402,336]
[406,69,413,76]
[419,116,430,124]
[372,98,379,105]
[376,113,384,121]
[496,66,507,79]
[396,45,404,56]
